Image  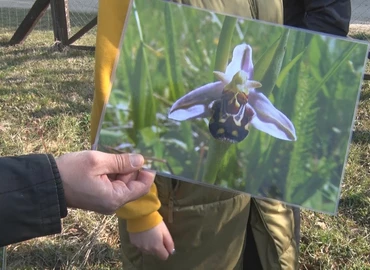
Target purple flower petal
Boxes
[168,81,224,120]
[248,89,297,141]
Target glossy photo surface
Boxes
[96,0,369,213]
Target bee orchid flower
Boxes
[168,44,297,143]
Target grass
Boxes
[0,29,121,269]
[0,27,369,269]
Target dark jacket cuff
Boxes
[0,154,67,246]
[47,154,68,218]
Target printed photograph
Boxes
[96,0,369,213]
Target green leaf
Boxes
[139,126,158,147]
[129,2,157,141]
[130,42,147,133]
[256,29,290,96]
[254,33,281,82]
[99,129,125,146]
[275,49,305,88]
[313,43,360,95]
[164,3,185,101]
[213,16,237,75]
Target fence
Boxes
[0,0,98,47]
[351,0,370,25]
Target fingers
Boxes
[132,239,169,261]
[140,235,171,260]
[148,223,174,260]
[153,243,170,260]
[99,152,144,175]
[162,228,175,256]
[129,221,174,261]
[126,169,156,191]
[111,170,156,206]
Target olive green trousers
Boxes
[118,176,298,270]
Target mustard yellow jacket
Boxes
[91,0,163,233]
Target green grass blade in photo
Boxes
[130,42,147,132]
[258,29,290,97]
[128,2,156,142]
[275,49,305,89]
[253,28,284,86]
[213,16,237,76]
[163,3,194,152]
[164,2,185,101]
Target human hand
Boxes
[129,221,175,260]
[55,150,155,214]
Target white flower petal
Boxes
[225,44,254,80]
[248,90,297,141]
[168,104,211,121]
[168,81,224,121]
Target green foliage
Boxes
[285,66,320,204]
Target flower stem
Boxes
[201,16,237,184]
[202,139,232,184]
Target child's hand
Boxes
[129,221,175,260]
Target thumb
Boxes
[100,153,144,175]
[162,225,175,256]
[113,170,156,205]
[125,170,156,198]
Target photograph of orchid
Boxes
[96,0,369,213]
[168,43,297,143]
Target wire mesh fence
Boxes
[0,4,52,30]
[351,0,370,25]
[0,0,98,45]
[68,0,98,28]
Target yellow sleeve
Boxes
[91,0,163,233]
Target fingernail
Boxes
[129,154,143,167]
[171,248,176,255]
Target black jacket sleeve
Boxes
[283,0,351,37]
[0,154,67,247]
